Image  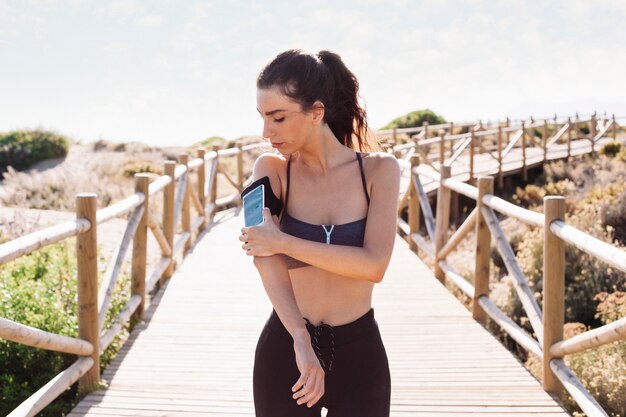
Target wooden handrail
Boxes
[7,357,94,417]
[477,296,543,358]
[550,359,608,417]
[0,317,93,356]
[0,219,90,264]
[96,192,144,224]
[550,220,626,273]
[550,316,626,357]
[481,206,544,344]
[98,204,145,329]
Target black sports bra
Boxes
[280,152,370,269]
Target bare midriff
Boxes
[289,266,374,326]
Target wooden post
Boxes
[590,113,596,153]
[392,127,398,147]
[236,143,244,194]
[131,174,150,320]
[505,117,510,150]
[612,114,617,140]
[521,121,528,181]
[567,117,572,159]
[197,149,207,232]
[179,154,192,252]
[210,145,220,218]
[473,177,493,324]
[542,196,565,396]
[76,193,100,392]
[439,132,445,165]
[449,122,454,156]
[423,121,429,139]
[542,120,548,163]
[497,126,503,189]
[408,155,421,252]
[469,130,476,184]
[162,161,176,283]
[434,165,451,284]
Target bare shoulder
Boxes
[253,152,288,178]
[252,152,288,200]
[361,151,401,181]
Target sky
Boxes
[1,0,626,147]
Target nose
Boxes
[262,120,273,140]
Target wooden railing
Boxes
[381,112,620,189]
[0,142,268,417]
[398,136,626,416]
[0,111,621,416]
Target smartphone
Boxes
[242,183,264,227]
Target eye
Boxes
[274,117,285,123]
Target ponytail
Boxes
[257,49,380,152]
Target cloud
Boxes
[135,14,162,27]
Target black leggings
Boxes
[253,309,391,417]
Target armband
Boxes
[241,176,284,217]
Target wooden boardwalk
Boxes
[69,209,569,416]
[414,137,613,194]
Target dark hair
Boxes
[257,49,377,152]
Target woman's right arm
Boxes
[247,154,325,408]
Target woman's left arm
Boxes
[243,154,401,283]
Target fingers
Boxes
[292,367,324,408]
[262,207,271,222]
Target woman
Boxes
[239,49,400,417]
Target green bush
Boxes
[516,194,626,326]
[0,240,132,416]
[196,136,225,147]
[0,241,78,416]
[565,292,626,416]
[579,122,590,135]
[0,130,69,173]
[382,109,447,130]
[122,160,162,178]
[600,141,622,157]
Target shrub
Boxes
[113,143,127,152]
[382,109,447,130]
[516,202,626,326]
[0,130,69,173]
[197,136,225,147]
[513,184,545,208]
[564,294,626,416]
[600,141,622,157]
[0,241,132,416]
[122,160,162,178]
[0,241,78,416]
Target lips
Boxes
[271,142,283,148]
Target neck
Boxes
[295,124,352,175]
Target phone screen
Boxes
[243,183,264,227]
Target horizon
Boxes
[2,0,626,147]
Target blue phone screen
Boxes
[243,184,264,227]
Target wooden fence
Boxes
[0,142,267,417]
[0,111,622,416]
[396,120,625,416]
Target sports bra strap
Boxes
[284,152,370,213]
[356,152,370,205]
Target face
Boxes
[256,87,322,155]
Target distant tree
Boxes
[382,109,447,130]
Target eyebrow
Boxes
[256,108,287,116]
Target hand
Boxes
[291,334,325,408]
[239,208,283,256]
